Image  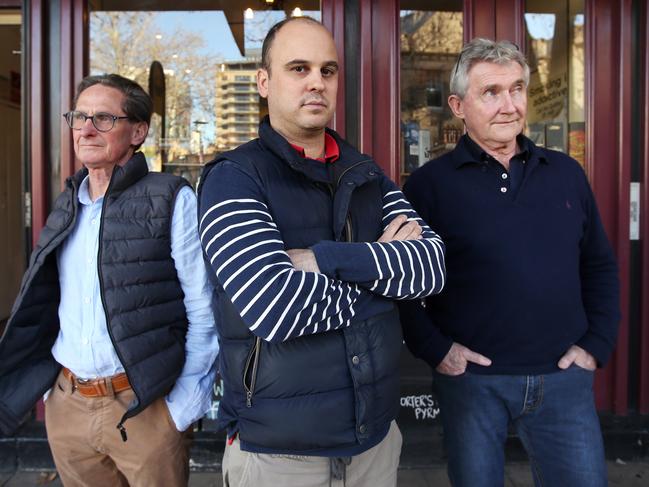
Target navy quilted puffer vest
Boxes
[198,119,402,455]
[0,153,189,436]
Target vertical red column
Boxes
[495,0,524,45]
[638,0,649,415]
[586,0,631,414]
[464,0,495,42]
[29,0,88,247]
[28,0,47,246]
[464,0,523,45]
[321,0,346,137]
[60,0,88,182]
[358,0,373,162]
[27,0,47,421]
[358,0,399,182]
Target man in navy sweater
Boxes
[400,38,619,487]
[198,17,445,487]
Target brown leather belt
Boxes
[62,367,131,398]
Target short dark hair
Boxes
[261,16,323,76]
[73,74,153,124]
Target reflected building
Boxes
[215,54,263,152]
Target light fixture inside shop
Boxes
[243,2,305,31]
[246,0,304,14]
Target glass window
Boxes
[89,3,320,187]
[396,0,462,430]
[525,0,585,166]
[399,1,464,184]
[0,9,24,333]
[88,1,322,432]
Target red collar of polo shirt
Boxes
[289,133,340,163]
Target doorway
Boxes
[0,8,23,335]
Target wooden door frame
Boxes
[60,0,88,181]
[586,0,632,415]
[322,0,346,137]
[23,0,640,414]
[637,0,649,414]
[357,0,400,182]
[357,0,635,414]
[27,0,86,245]
[27,0,46,246]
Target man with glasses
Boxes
[0,74,218,486]
[399,38,619,486]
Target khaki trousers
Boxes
[222,420,402,487]
[45,369,191,487]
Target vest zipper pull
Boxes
[117,422,128,442]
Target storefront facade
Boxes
[1,0,648,458]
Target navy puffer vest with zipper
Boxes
[0,153,189,436]
[198,118,402,455]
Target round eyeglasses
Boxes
[63,111,131,132]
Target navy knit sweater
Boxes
[399,134,620,375]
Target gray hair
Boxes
[449,38,530,98]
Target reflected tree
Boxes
[90,12,221,152]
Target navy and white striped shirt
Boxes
[200,162,445,343]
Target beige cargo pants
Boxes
[222,420,402,487]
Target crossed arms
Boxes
[199,161,445,343]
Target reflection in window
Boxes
[90,5,320,187]
[525,0,585,166]
[400,2,463,183]
[90,11,222,185]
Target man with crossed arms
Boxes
[198,16,446,487]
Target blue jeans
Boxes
[433,366,607,487]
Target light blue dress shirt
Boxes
[52,177,219,431]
